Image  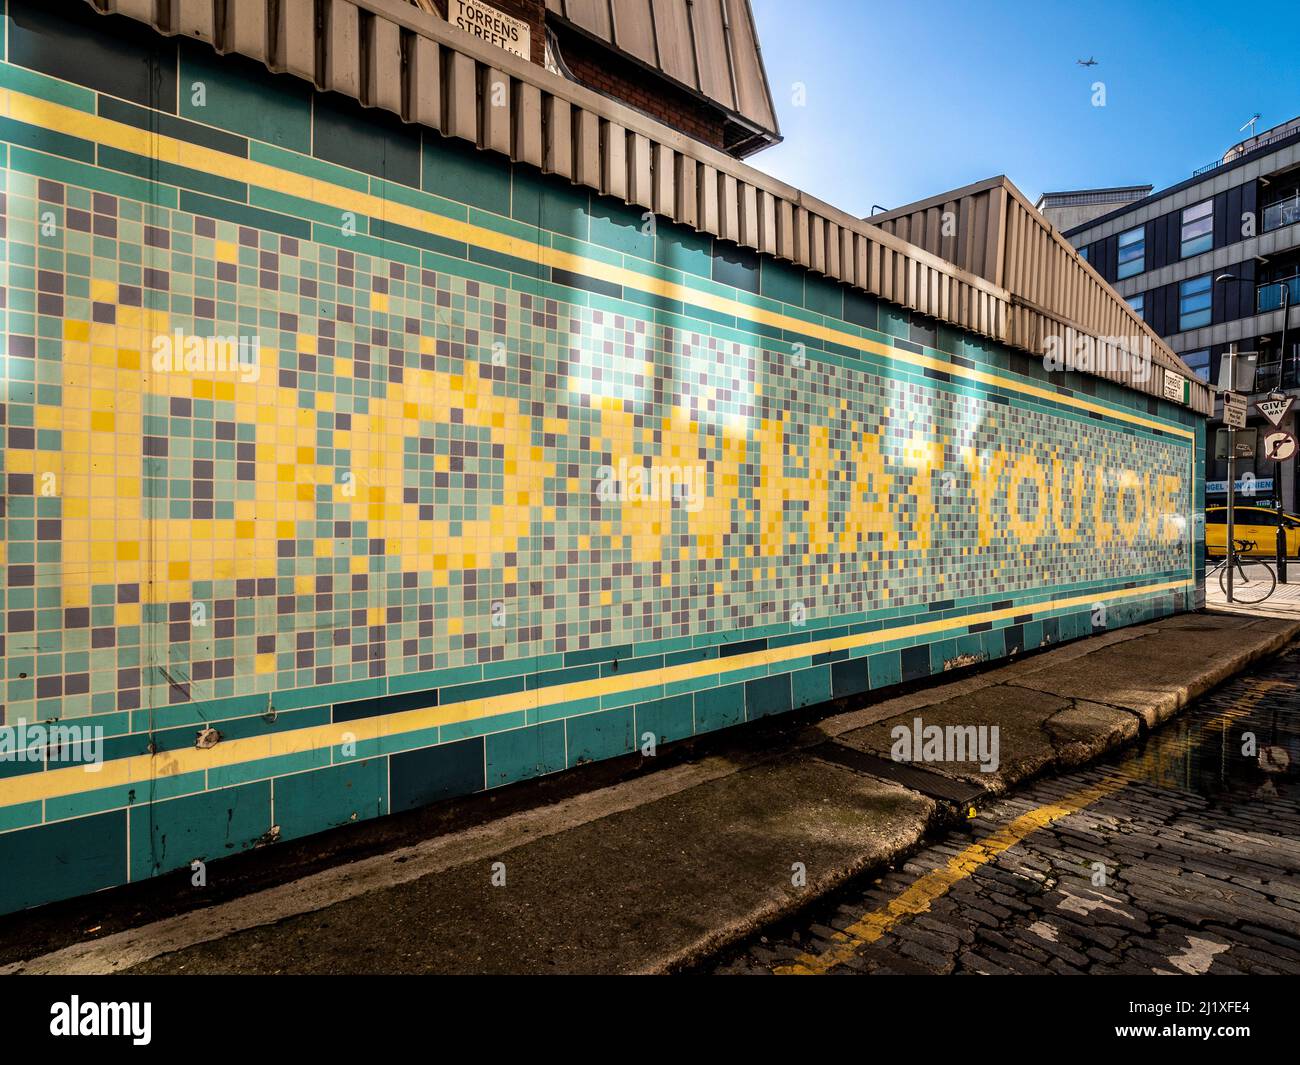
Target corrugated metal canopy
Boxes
[544,0,779,145]
[84,0,1208,415]
[868,176,1212,413]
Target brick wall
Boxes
[425,1,727,150]
[553,27,727,150]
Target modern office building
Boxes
[1060,118,1300,510]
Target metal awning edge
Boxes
[84,0,1210,415]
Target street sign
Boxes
[448,0,531,59]
[1215,427,1256,460]
[1217,353,1258,393]
[1163,369,1188,404]
[1223,391,1248,428]
[1263,429,1298,462]
[1257,395,1296,426]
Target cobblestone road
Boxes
[708,644,1300,975]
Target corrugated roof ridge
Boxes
[84,0,1208,414]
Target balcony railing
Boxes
[1263,195,1300,233]
[1255,359,1291,390]
[1258,276,1300,313]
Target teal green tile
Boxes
[566,707,634,766]
[653,675,706,700]
[179,189,310,239]
[0,114,94,162]
[745,674,792,720]
[179,43,311,154]
[514,168,589,239]
[274,758,387,842]
[804,276,845,318]
[0,59,97,113]
[0,800,43,832]
[633,693,693,748]
[0,811,126,914]
[371,175,469,222]
[424,134,509,215]
[532,695,602,724]
[249,140,369,194]
[129,782,270,880]
[695,682,745,733]
[376,724,442,757]
[589,197,655,259]
[868,651,902,689]
[440,709,526,743]
[759,261,800,305]
[44,770,205,821]
[657,224,713,278]
[485,721,566,788]
[208,748,330,790]
[791,665,832,709]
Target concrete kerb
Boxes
[645,612,1300,973]
[7,612,1299,976]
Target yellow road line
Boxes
[1200,679,1287,732]
[0,88,1195,441]
[778,673,1289,976]
[775,773,1132,975]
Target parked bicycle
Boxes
[1207,538,1277,604]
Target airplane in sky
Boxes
[1076,57,1098,67]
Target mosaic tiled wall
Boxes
[0,0,1204,914]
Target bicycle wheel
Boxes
[1220,558,1277,604]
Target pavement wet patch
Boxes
[705,642,1300,975]
[1126,648,1300,800]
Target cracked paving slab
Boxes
[29,754,937,975]
[831,684,1140,795]
[709,642,1300,976]
[1009,616,1300,728]
[5,611,1297,976]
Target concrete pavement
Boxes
[713,642,1300,975]
[3,609,1298,975]
[1207,573,1300,620]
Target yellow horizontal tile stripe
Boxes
[0,580,1190,811]
[0,88,1195,441]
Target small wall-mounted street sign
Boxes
[1162,368,1189,404]
[1263,429,1298,462]
[448,0,531,60]
[1223,391,1248,429]
[1257,395,1296,427]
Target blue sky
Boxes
[749,0,1300,215]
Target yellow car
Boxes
[1205,505,1300,557]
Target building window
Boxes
[1117,225,1145,279]
[1127,293,1145,319]
[1078,245,1089,263]
[1179,274,1213,330]
[1181,348,1210,381]
[1180,199,1214,258]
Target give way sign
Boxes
[1257,395,1296,427]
